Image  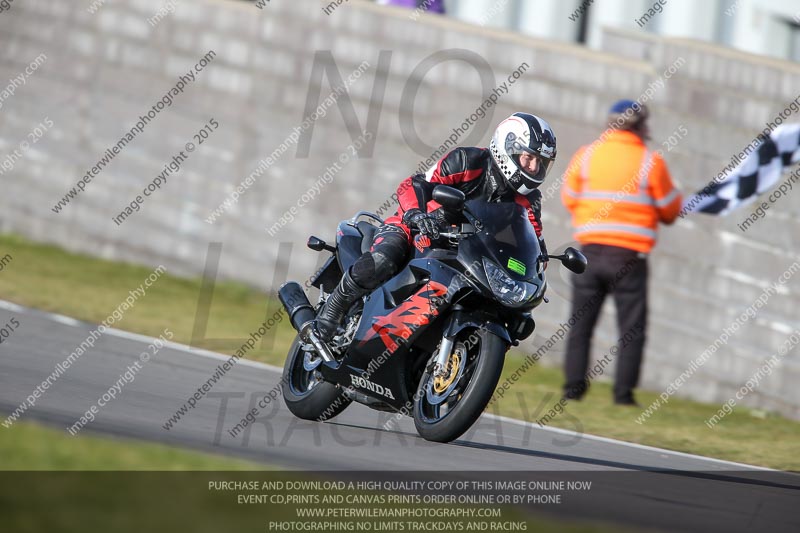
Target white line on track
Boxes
[0,299,777,471]
[0,299,271,370]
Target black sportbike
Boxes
[278,185,586,443]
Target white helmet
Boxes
[489,112,557,195]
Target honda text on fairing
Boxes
[278,185,587,443]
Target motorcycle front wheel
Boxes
[413,328,506,443]
[281,335,351,421]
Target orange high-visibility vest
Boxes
[561,130,682,253]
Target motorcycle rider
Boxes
[314,112,558,342]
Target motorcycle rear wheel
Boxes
[281,335,351,421]
[413,328,506,443]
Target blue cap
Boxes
[609,99,639,114]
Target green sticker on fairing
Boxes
[507,257,526,275]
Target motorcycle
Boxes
[278,185,587,443]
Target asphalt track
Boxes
[0,300,798,532]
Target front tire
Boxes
[281,335,351,421]
[413,328,507,443]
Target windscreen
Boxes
[459,199,541,281]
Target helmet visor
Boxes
[505,132,555,184]
[508,148,554,184]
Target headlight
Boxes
[483,258,539,308]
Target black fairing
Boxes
[336,220,370,273]
[310,255,342,291]
[314,201,545,410]
[318,258,459,410]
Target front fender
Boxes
[443,308,511,345]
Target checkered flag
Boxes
[683,124,800,215]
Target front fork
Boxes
[432,336,456,378]
[431,308,513,378]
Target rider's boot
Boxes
[314,269,369,342]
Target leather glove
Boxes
[402,208,442,240]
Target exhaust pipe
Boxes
[278,282,335,363]
[279,282,316,332]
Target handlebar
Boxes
[410,229,474,250]
[410,224,475,240]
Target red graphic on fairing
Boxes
[414,234,431,253]
[359,281,448,352]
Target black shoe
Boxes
[614,398,640,407]
[562,382,587,402]
[314,270,368,342]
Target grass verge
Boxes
[0,233,797,471]
[1,419,263,470]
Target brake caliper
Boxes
[433,349,462,394]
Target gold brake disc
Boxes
[433,349,462,393]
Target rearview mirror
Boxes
[307,236,335,253]
[562,247,588,274]
[432,185,465,212]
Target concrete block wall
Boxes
[0,0,798,418]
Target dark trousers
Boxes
[350,224,409,290]
[563,244,648,403]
